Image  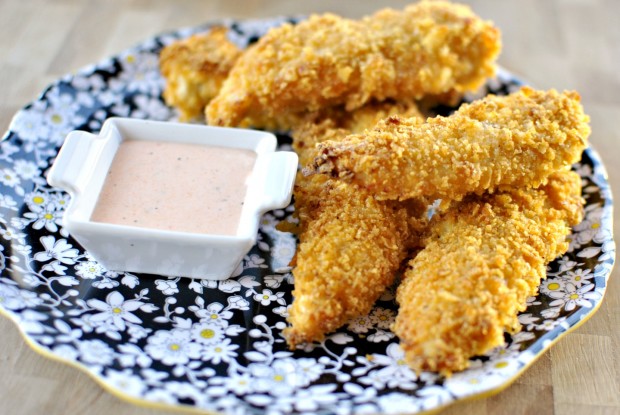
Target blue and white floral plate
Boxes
[0,17,615,415]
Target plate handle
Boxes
[46,131,103,195]
[256,151,298,213]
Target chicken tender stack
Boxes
[309,88,590,201]
[206,0,500,129]
[157,1,591,375]
[307,87,590,372]
[160,27,242,121]
[393,170,584,374]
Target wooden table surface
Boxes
[0,1,618,414]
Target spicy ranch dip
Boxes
[91,140,257,235]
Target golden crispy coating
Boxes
[160,27,242,121]
[290,100,425,238]
[206,1,500,129]
[393,170,584,374]
[291,175,429,249]
[293,124,352,168]
[284,179,414,348]
[292,100,423,166]
[289,123,350,236]
[309,87,591,201]
[284,104,427,347]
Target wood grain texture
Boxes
[0,1,618,414]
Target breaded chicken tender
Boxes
[284,104,427,347]
[206,1,500,129]
[284,180,416,348]
[393,170,584,374]
[309,87,591,201]
[160,27,242,121]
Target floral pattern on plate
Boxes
[0,16,615,415]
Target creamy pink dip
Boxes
[91,140,256,235]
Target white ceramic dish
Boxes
[46,117,298,280]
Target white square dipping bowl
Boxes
[47,118,298,280]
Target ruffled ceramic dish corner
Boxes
[0,16,615,415]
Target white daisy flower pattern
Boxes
[202,338,239,364]
[191,322,224,345]
[10,106,52,143]
[548,283,601,311]
[0,282,44,310]
[254,289,284,306]
[145,329,202,366]
[0,168,20,187]
[564,268,594,287]
[194,302,233,325]
[0,227,26,244]
[75,261,106,279]
[155,278,179,295]
[78,339,115,366]
[250,358,316,396]
[538,278,566,296]
[33,236,79,265]
[361,344,418,390]
[536,317,568,331]
[23,204,63,232]
[0,194,18,210]
[370,307,395,329]
[13,159,40,181]
[223,372,254,395]
[347,315,374,334]
[87,291,146,330]
[25,191,50,212]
